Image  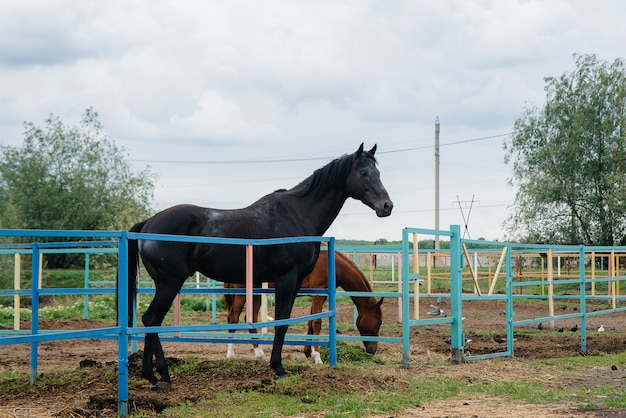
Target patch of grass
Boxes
[180,297,208,312]
[466,378,626,409]
[161,366,463,418]
[43,270,89,288]
[0,370,27,379]
[539,351,626,369]
[319,341,386,365]
[0,370,30,392]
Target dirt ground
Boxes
[2,296,626,417]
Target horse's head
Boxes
[355,297,384,355]
[346,144,393,217]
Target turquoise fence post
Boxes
[505,243,514,356]
[30,243,40,385]
[579,245,587,353]
[210,278,217,323]
[328,237,337,367]
[117,232,129,417]
[401,228,410,368]
[449,225,464,362]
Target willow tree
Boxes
[504,54,626,245]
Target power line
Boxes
[129,132,513,165]
[338,202,511,216]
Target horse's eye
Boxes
[360,169,367,176]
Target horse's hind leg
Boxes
[141,286,179,389]
[143,332,171,390]
[226,294,265,360]
[305,295,327,364]
[226,294,245,359]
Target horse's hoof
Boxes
[151,381,172,391]
[272,365,289,378]
[312,353,323,365]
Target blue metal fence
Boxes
[0,229,338,416]
[400,230,626,364]
[3,226,626,415]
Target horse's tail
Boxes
[126,221,146,327]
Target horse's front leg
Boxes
[270,271,300,377]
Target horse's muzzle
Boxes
[376,200,393,217]
[364,341,378,355]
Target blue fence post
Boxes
[449,225,464,362]
[328,237,337,367]
[83,253,90,319]
[117,232,129,417]
[30,243,40,385]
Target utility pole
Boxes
[434,116,440,250]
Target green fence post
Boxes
[401,228,410,368]
[579,245,587,353]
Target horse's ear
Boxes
[356,143,364,156]
[377,297,384,307]
[368,144,377,156]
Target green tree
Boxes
[504,54,626,245]
[0,108,155,257]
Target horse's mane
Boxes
[356,264,375,292]
[336,250,375,292]
[288,150,377,197]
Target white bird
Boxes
[598,324,605,333]
[427,304,441,316]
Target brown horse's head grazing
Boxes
[331,250,385,355]
[355,297,384,354]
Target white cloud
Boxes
[169,90,278,142]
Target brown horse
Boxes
[223,250,384,364]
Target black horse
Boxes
[127,143,392,389]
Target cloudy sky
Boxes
[1,1,624,242]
